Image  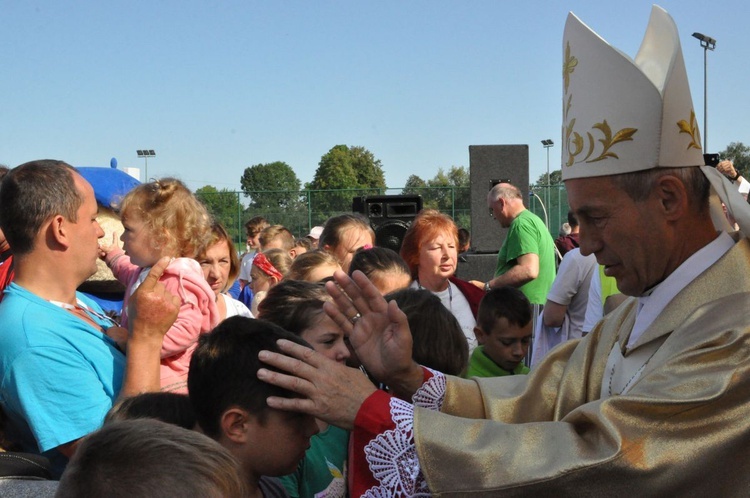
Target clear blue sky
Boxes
[2,1,746,194]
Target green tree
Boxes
[427,166,470,229]
[240,161,302,210]
[403,174,427,191]
[719,141,750,178]
[307,145,386,218]
[402,167,470,230]
[239,161,307,236]
[532,169,563,188]
[350,146,386,187]
[195,185,244,243]
[530,169,567,236]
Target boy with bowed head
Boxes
[188,316,319,498]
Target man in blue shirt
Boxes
[0,160,179,476]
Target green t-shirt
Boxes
[465,346,530,378]
[279,424,348,498]
[494,209,556,304]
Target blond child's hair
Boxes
[261,248,293,277]
[259,225,295,252]
[118,178,212,259]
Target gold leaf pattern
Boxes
[677,110,702,151]
[562,42,638,167]
[563,42,578,95]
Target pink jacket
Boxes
[106,247,219,393]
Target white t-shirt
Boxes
[410,280,477,352]
[546,248,597,339]
[238,251,257,282]
[221,293,253,319]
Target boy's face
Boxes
[245,408,318,477]
[247,231,262,250]
[477,317,532,372]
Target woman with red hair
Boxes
[399,209,484,351]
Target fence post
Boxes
[307,190,312,232]
[237,191,242,249]
[451,186,456,219]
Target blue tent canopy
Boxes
[76,166,140,209]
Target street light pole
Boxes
[692,32,716,151]
[136,149,156,182]
[541,139,554,226]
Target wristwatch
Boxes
[483,282,491,292]
[730,171,741,182]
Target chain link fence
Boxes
[197,185,567,249]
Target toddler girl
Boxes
[101,178,218,393]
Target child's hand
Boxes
[99,232,120,260]
[105,326,129,352]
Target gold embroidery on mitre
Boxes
[677,110,702,151]
[563,42,578,95]
[563,41,639,167]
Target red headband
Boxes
[252,252,283,281]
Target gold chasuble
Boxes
[414,237,750,495]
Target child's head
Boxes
[259,225,295,253]
[244,216,269,251]
[475,287,532,372]
[198,221,241,296]
[319,213,375,273]
[249,248,292,295]
[290,237,312,258]
[458,227,471,253]
[286,250,341,282]
[118,178,211,265]
[105,392,196,430]
[258,280,349,364]
[57,419,247,498]
[349,246,411,295]
[188,316,318,478]
[385,288,468,376]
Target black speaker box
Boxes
[469,145,529,253]
[352,195,423,252]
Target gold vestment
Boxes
[415,237,750,496]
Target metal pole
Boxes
[546,146,550,218]
[703,45,708,151]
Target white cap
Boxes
[308,226,324,239]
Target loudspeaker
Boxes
[469,145,529,253]
[352,195,423,252]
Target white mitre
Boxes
[562,5,750,235]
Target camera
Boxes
[703,153,720,167]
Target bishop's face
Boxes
[565,175,672,297]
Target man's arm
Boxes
[51,259,178,459]
[543,300,568,327]
[488,252,539,289]
[119,256,180,397]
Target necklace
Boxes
[606,346,659,397]
[49,299,120,333]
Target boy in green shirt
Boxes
[467,287,532,377]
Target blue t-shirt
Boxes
[0,283,125,477]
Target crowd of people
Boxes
[2,5,750,497]
[0,159,512,497]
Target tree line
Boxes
[195,144,471,242]
[196,141,749,243]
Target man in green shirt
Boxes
[477,183,556,305]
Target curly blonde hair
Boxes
[118,178,212,259]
